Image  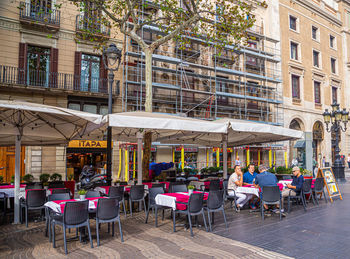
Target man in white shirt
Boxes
[228,165,252,211]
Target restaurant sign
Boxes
[68,140,108,148]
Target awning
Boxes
[293,140,315,148]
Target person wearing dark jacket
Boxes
[281,166,304,209]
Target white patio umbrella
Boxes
[107,112,228,184]
[156,118,303,178]
[0,100,106,223]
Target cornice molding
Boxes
[289,0,342,27]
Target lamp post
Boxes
[322,102,349,182]
[103,43,122,184]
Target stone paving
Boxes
[211,177,350,259]
[1,176,349,258]
[0,208,290,259]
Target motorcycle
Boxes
[78,165,107,190]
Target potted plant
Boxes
[50,173,62,182]
[10,175,15,185]
[67,173,74,181]
[78,189,87,200]
[114,179,121,186]
[39,173,50,189]
[22,174,34,183]
[188,185,195,195]
[0,175,3,183]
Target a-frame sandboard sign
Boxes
[317,167,342,202]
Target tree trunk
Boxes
[144,49,153,112]
[142,48,154,181]
[142,131,152,180]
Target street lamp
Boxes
[323,102,349,182]
[103,43,122,184]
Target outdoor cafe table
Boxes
[44,197,106,214]
[155,191,209,210]
[236,183,285,198]
[278,178,316,188]
[95,182,170,195]
[0,184,26,197]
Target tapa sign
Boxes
[68,140,108,148]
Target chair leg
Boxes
[261,201,264,220]
[222,207,228,229]
[202,210,208,232]
[87,221,93,248]
[143,199,147,214]
[323,190,328,203]
[45,209,48,237]
[122,200,127,218]
[107,222,110,233]
[311,192,316,205]
[162,209,165,221]
[279,200,282,221]
[207,210,212,232]
[314,192,319,205]
[155,207,158,227]
[287,196,291,213]
[301,196,307,211]
[129,200,132,216]
[118,219,124,242]
[172,210,176,232]
[188,214,193,237]
[52,222,56,248]
[96,220,100,246]
[25,207,28,227]
[112,222,115,237]
[145,206,150,224]
[63,226,68,254]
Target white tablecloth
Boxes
[236,186,260,197]
[44,199,96,213]
[278,180,292,188]
[155,194,177,210]
[0,188,25,198]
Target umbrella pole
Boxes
[222,134,228,179]
[14,135,21,224]
[137,132,143,185]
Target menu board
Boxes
[317,168,342,202]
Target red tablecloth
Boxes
[50,197,106,213]
[64,181,75,197]
[161,191,208,210]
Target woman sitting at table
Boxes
[228,165,253,212]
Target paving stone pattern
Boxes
[0,207,290,258]
[212,178,350,259]
[1,177,350,258]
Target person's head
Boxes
[292,166,301,176]
[258,164,267,173]
[236,156,240,160]
[234,165,241,174]
[248,164,255,173]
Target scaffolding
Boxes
[122,3,283,125]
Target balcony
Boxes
[76,15,110,38]
[19,2,60,30]
[0,65,117,95]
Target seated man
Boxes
[243,164,258,209]
[254,165,279,212]
[243,164,258,185]
[281,166,304,209]
[228,165,253,212]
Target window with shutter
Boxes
[74,51,82,90]
[18,43,27,84]
[49,48,58,88]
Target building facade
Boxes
[279,0,350,169]
[0,0,123,181]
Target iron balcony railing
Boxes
[76,15,110,36]
[19,2,60,27]
[0,65,116,95]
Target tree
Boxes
[74,0,267,179]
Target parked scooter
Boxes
[78,165,107,190]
